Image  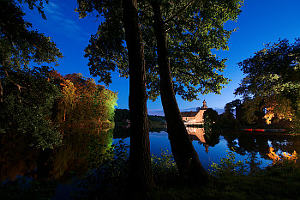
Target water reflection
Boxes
[186,127,222,153]
[1,126,299,182]
[186,127,206,143]
[113,126,299,170]
[222,132,300,161]
[0,134,38,181]
[223,132,300,170]
[0,128,113,182]
[50,128,113,180]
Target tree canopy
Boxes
[52,72,117,126]
[77,0,243,100]
[0,0,62,71]
[0,0,62,104]
[0,0,63,149]
[0,66,62,150]
[235,39,300,128]
[76,0,243,185]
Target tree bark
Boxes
[122,0,155,194]
[151,1,208,184]
[0,80,3,103]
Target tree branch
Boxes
[4,69,25,92]
[164,0,196,25]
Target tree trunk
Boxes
[151,1,208,184]
[0,80,3,103]
[122,0,155,194]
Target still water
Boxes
[1,127,299,199]
[115,128,300,171]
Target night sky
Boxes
[23,0,300,115]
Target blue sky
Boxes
[23,0,300,115]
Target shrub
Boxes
[209,148,248,177]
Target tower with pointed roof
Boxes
[181,100,208,125]
[202,100,207,109]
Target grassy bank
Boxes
[1,145,299,200]
[72,147,300,200]
[152,165,300,200]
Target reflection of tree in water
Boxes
[50,128,113,180]
[204,132,220,147]
[113,125,130,139]
[186,127,220,152]
[0,134,38,181]
[222,132,300,163]
[0,128,113,181]
[186,128,300,170]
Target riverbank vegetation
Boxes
[207,39,300,133]
[0,67,117,150]
[1,0,299,199]
[1,144,299,200]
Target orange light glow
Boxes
[267,147,298,164]
[264,105,293,125]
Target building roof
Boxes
[181,111,198,117]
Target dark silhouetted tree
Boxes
[77,0,154,193]
[149,0,242,183]
[77,0,242,184]
[0,0,62,150]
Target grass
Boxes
[149,163,300,200]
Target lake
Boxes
[114,128,300,171]
[1,127,299,199]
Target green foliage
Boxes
[0,69,117,152]
[72,140,129,200]
[50,128,114,180]
[0,66,62,150]
[151,164,300,200]
[203,108,219,133]
[72,145,300,200]
[0,0,62,150]
[209,149,247,177]
[217,99,245,129]
[235,39,300,129]
[98,140,129,179]
[152,149,178,180]
[87,129,114,169]
[76,0,243,101]
[47,141,299,200]
[217,112,238,129]
[203,108,221,146]
[53,73,118,127]
[0,0,62,71]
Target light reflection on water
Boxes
[1,127,299,182]
[1,127,299,200]
[113,128,300,169]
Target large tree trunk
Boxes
[122,0,155,195]
[0,80,3,103]
[151,1,208,184]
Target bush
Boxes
[209,148,248,177]
[152,149,178,183]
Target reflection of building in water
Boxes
[186,127,209,152]
[181,100,208,125]
[186,127,206,143]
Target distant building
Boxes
[181,100,208,125]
